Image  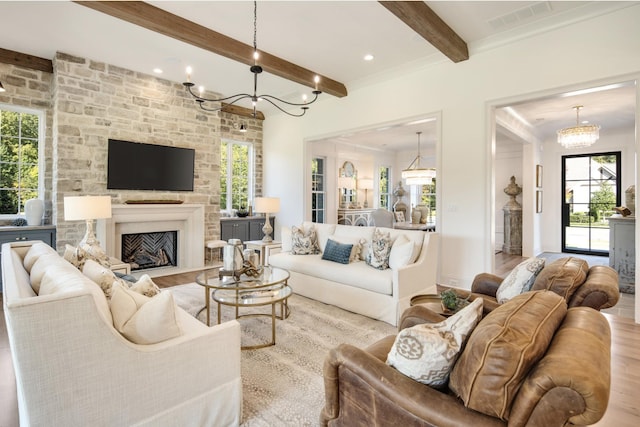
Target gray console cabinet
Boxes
[221,216,275,242]
[0,225,57,291]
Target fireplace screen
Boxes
[122,231,177,271]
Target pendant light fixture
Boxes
[557,105,600,148]
[183,1,321,118]
[402,131,435,185]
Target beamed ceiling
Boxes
[0,1,636,149]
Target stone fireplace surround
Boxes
[96,204,205,278]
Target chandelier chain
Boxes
[182,0,322,117]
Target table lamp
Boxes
[64,195,112,263]
[358,178,373,208]
[254,197,280,242]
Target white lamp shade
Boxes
[254,197,280,213]
[358,178,374,190]
[64,196,112,221]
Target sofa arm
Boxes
[568,265,620,310]
[471,273,502,296]
[321,343,504,427]
[509,307,611,426]
[398,304,446,329]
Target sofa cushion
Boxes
[109,283,181,345]
[496,257,545,304]
[532,257,588,301]
[322,239,353,264]
[30,253,76,294]
[449,290,567,420]
[269,253,393,295]
[39,263,113,324]
[366,229,393,270]
[23,241,57,273]
[388,234,419,269]
[387,298,483,386]
[304,222,337,252]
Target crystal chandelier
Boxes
[402,131,436,185]
[557,105,600,148]
[183,1,321,118]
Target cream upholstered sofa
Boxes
[2,240,241,427]
[268,222,439,326]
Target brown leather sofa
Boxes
[455,257,619,314]
[321,290,611,427]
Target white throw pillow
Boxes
[281,226,293,252]
[30,253,73,294]
[496,257,546,304]
[388,234,418,269]
[109,283,181,345]
[387,298,483,386]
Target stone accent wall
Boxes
[0,62,54,224]
[1,52,264,256]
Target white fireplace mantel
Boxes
[96,204,205,277]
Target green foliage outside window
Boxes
[589,181,616,222]
[378,166,389,208]
[220,141,251,211]
[1,110,39,214]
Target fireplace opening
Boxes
[122,231,178,271]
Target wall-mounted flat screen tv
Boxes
[107,139,195,192]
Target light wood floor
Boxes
[1,256,638,426]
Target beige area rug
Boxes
[169,283,396,427]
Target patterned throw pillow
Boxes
[321,239,354,264]
[366,229,393,270]
[496,257,545,304]
[387,298,483,386]
[291,225,320,255]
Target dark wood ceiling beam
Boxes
[379,1,468,63]
[0,48,53,73]
[74,1,348,98]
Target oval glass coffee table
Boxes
[195,266,291,350]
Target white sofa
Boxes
[2,240,241,427]
[268,222,439,326]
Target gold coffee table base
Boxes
[215,286,292,350]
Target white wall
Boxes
[495,138,523,253]
[264,4,640,312]
[540,126,636,253]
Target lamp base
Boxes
[78,220,110,267]
[262,213,273,242]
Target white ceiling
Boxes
[0,1,636,151]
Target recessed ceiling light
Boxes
[364,54,374,61]
[153,68,163,74]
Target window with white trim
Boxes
[311,157,326,223]
[378,165,391,209]
[0,106,43,216]
[220,140,254,212]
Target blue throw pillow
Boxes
[322,239,353,264]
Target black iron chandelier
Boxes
[183,1,321,118]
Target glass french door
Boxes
[562,152,621,255]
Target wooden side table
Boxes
[108,257,131,275]
[244,240,282,266]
